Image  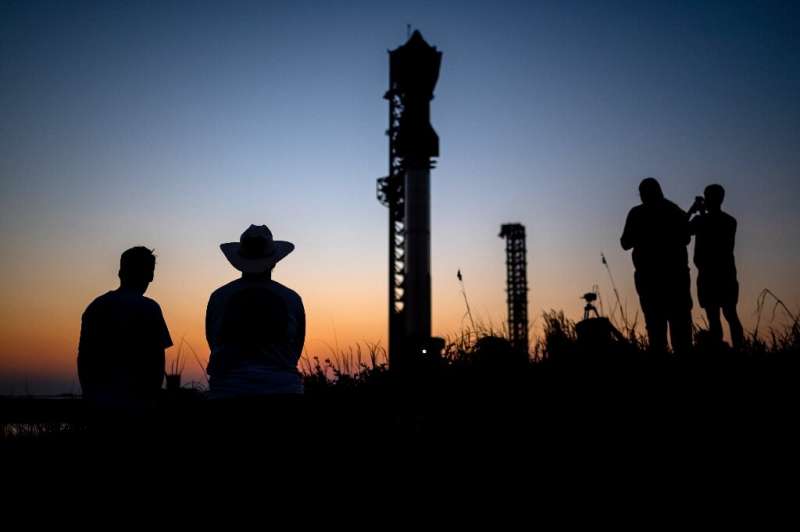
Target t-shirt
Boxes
[205,277,305,396]
[621,198,690,273]
[689,211,737,274]
[78,288,172,403]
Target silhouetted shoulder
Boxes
[91,289,164,313]
[84,289,151,318]
[84,290,115,314]
[141,294,164,312]
[81,289,172,349]
[626,204,645,217]
[209,278,302,309]
[209,279,241,302]
[722,211,737,228]
[664,198,687,216]
[269,280,303,307]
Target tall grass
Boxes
[295,295,799,392]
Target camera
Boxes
[691,195,706,214]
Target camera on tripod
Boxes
[582,291,599,320]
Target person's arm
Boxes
[205,294,214,352]
[688,215,699,236]
[205,293,217,376]
[295,299,306,362]
[687,197,704,236]
[620,209,637,250]
[678,207,691,246]
[150,304,172,393]
[728,216,737,255]
[77,306,96,396]
[144,347,166,394]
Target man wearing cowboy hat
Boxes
[205,224,305,397]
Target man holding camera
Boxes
[688,184,745,349]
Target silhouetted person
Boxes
[78,247,172,409]
[688,184,745,348]
[206,225,305,397]
[621,178,693,352]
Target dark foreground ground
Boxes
[2,317,798,502]
[3,348,797,455]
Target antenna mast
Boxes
[499,223,530,353]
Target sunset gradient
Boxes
[1,0,798,393]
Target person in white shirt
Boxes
[206,224,305,398]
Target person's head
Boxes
[639,177,664,205]
[220,224,294,277]
[119,246,156,293]
[704,183,725,212]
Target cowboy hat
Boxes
[220,224,294,273]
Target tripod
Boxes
[582,292,600,320]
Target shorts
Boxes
[697,270,739,309]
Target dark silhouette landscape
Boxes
[1,5,798,503]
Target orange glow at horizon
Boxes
[3,233,796,395]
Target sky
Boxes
[1,0,798,394]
